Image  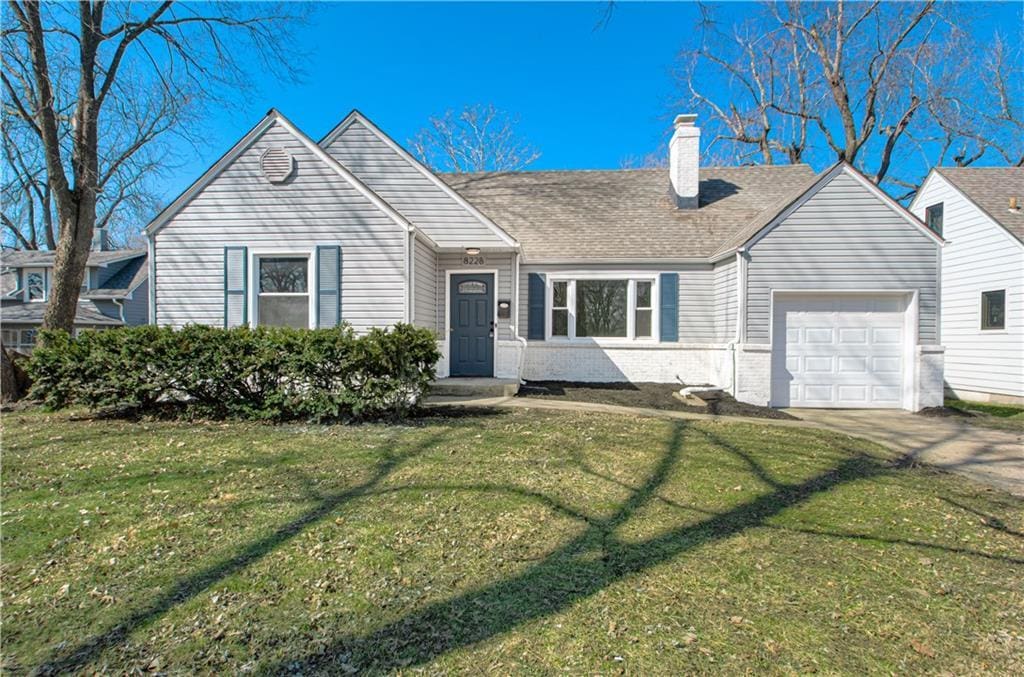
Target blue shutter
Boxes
[315,245,342,328]
[527,273,546,340]
[659,273,679,342]
[223,247,248,327]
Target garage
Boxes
[771,293,912,409]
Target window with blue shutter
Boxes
[223,246,248,327]
[315,245,342,328]
[527,273,546,339]
[659,272,679,342]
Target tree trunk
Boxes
[41,207,93,332]
[1,342,30,403]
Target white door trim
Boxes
[444,268,498,377]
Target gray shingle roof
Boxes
[442,165,818,260]
[82,255,148,298]
[0,299,122,326]
[935,167,1024,243]
[0,248,146,268]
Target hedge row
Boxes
[26,324,440,422]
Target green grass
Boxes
[945,398,1024,433]
[2,407,1022,674]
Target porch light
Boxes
[464,247,481,256]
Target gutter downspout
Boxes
[147,234,156,325]
[731,249,747,398]
[513,251,528,383]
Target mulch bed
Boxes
[516,381,797,420]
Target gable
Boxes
[320,113,517,249]
[146,111,413,238]
[913,170,1024,248]
[747,165,942,252]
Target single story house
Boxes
[146,109,945,410]
[910,167,1024,405]
[1,229,149,352]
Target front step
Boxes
[429,378,520,398]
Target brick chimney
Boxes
[91,227,110,251]
[669,114,700,208]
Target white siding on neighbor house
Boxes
[413,236,437,331]
[912,174,1024,398]
[153,121,408,332]
[516,263,721,343]
[323,119,510,248]
[438,252,515,341]
[713,257,737,342]
[745,170,940,344]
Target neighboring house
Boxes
[911,168,1024,405]
[0,229,149,352]
[147,109,944,410]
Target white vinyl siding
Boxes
[323,119,509,248]
[153,121,407,333]
[912,174,1024,397]
[437,252,514,340]
[413,236,437,331]
[746,170,940,344]
[713,257,737,342]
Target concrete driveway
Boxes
[792,409,1024,497]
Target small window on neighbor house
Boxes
[925,203,944,236]
[257,257,309,328]
[25,269,45,302]
[981,290,1006,330]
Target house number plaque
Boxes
[462,255,486,265]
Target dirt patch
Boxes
[917,406,975,420]
[516,381,797,420]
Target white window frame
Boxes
[249,250,315,329]
[545,272,660,343]
[24,267,47,302]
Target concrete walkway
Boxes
[427,396,1024,497]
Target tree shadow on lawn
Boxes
[37,419,1021,674]
[36,429,453,674]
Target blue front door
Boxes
[450,273,494,377]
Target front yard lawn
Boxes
[3,407,1022,673]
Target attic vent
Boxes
[260,147,294,183]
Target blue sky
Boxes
[166,1,1019,200]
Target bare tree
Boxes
[1,1,303,331]
[410,104,541,173]
[679,1,1023,194]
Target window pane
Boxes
[258,295,309,328]
[457,280,487,294]
[576,280,627,337]
[553,280,568,307]
[636,309,652,337]
[926,203,943,236]
[20,329,37,346]
[26,272,44,301]
[982,290,1005,330]
[636,281,652,308]
[259,258,308,293]
[552,308,569,336]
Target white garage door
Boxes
[771,294,909,408]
